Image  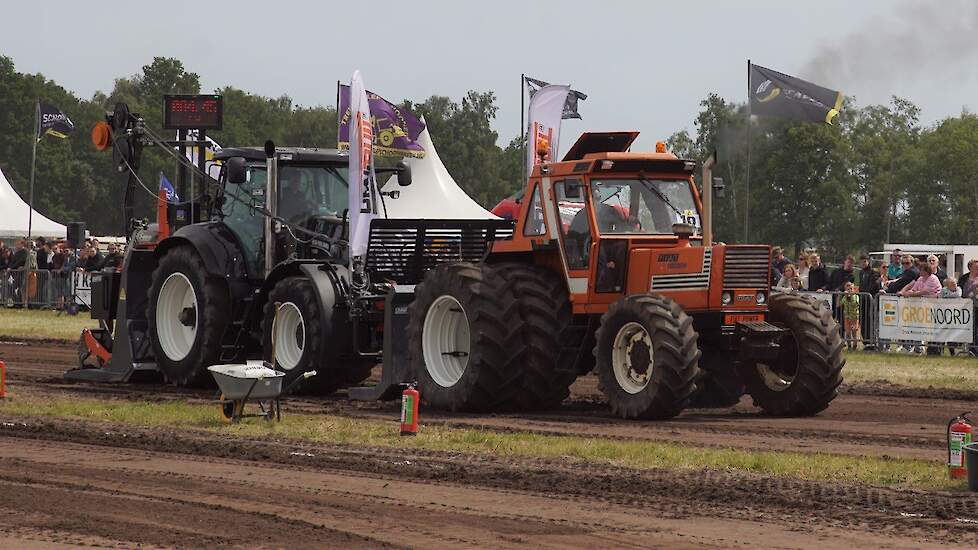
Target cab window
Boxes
[556,179,590,270]
[522,184,546,236]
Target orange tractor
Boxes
[401,131,844,418]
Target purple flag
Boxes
[338,85,426,158]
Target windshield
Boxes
[590,179,700,235]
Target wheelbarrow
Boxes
[208,361,315,423]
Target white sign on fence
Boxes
[878,295,974,343]
[73,271,92,307]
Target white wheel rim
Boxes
[612,322,654,394]
[422,295,470,388]
[156,272,198,361]
[273,302,305,371]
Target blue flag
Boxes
[160,173,178,202]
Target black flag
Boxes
[37,102,74,140]
[525,76,588,119]
[749,64,843,125]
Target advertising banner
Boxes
[878,295,974,343]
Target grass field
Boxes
[0,393,952,491]
[0,307,97,341]
[842,350,978,389]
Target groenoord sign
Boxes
[878,295,973,343]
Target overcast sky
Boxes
[3,0,977,152]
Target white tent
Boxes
[0,166,67,240]
[380,122,498,220]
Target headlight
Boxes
[721,291,733,305]
[756,291,767,305]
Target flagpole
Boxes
[28,99,39,245]
[745,59,752,243]
[520,73,526,184]
[335,80,341,148]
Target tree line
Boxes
[669,94,978,258]
[2,55,977,260]
[0,56,522,236]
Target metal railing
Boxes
[0,269,97,310]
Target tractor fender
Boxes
[155,222,251,282]
[259,261,356,368]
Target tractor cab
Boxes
[495,131,770,318]
[215,146,351,277]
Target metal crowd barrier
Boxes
[772,287,976,355]
[0,269,95,310]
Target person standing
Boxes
[858,255,881,350]
[884,255,919,294]
[839,282,861,350]
[808,254,830,291]
[887,249,904,281]
[771,247,789,281]
[797,253,811,289]
[926,254,947,284]
[829,255,856,292]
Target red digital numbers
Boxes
[163,96,222,129]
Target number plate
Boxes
[724,313,764,325]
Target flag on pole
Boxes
[749,64,844,124]
[37,102,74,139]
[338,85,426,158]
[160,173,179,202]
[348,70,377,258]
[526,84,570,177]
[525,76,587,120]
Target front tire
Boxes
[147,247,229,386]
[407,263,522,412]
[262,276,372,395]
[594,294,700,419]
[739,292,845,416]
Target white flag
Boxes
[526,84,570,177]
[348,70,376,258]
[177,129,223,180]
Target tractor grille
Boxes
[365,218,513,285]
[722,246,771,288]
[650,249,711,291]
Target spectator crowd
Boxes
[0,236,124,309]
[770,246,978,356]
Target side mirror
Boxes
[227,157,247,184]
[712,177,725,198]
[396,161,412,187]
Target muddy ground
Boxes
[2,340,978,548]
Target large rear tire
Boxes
[147,247,229,387]
[594,294,700,419]
[494,263,576,411]
[739,292,845,416]
[407,263,522,412]
[262,276,372,395]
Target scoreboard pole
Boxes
[177,128,188,219]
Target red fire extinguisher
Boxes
[400,384,420,436]
[948,412,974,479]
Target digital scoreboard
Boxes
[162,95,223,130]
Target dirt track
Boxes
[3,340,978,548]
[2,340,970,461]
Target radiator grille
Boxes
[722,246,771,288]
[650,249,711,291]
[365,219,513,284]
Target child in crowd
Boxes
[839,281,861,350]
[941,277,962,299]
[789,276,803,291]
